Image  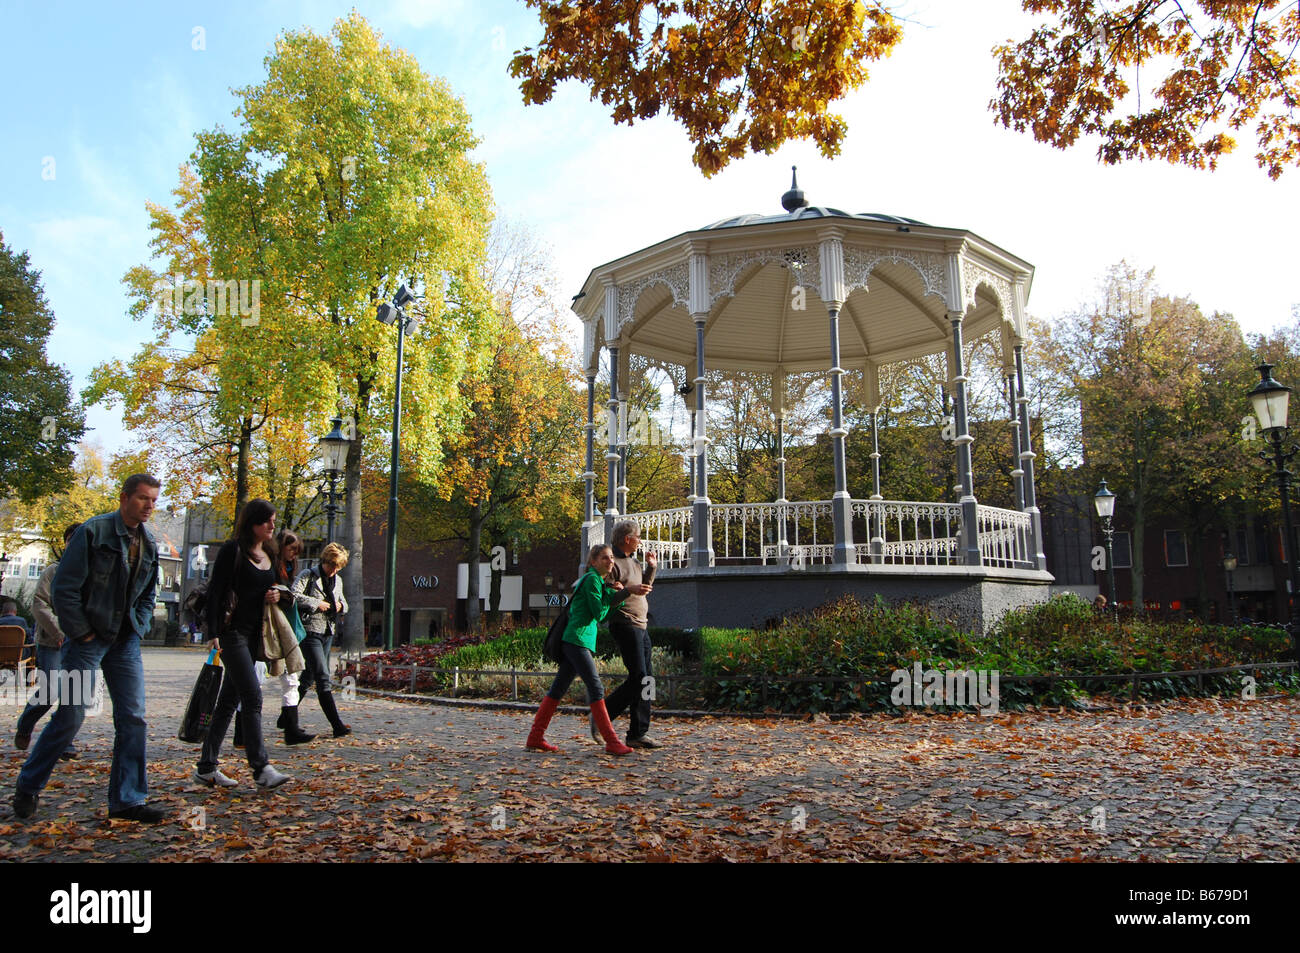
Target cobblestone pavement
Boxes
[1,647,1297,861]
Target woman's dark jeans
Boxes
[299,634,332,695]
[546,641,604,703]
[198,630,267,775]
[298,633,346,729]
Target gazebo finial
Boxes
[781,166,808,213]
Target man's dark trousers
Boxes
[604,619,652,739]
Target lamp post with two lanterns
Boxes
[1247,361,1300,656]
[376,283,419,651]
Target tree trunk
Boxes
[234,417,252,523]
[341,399,366,653]
[466,503,483,631]
[1131,472,1146,613]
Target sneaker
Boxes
[108,803,167,824]
[332,724,352,738]
[14,731,30,751]
[254,765,291,789]
[58,747,78,761]
[193,768,238,788]
[12,790,38,819]
[627,735,663,749]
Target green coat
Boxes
[561,567,616,651]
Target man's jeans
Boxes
[604,622,652,739]
[16,643,69,740]
[17,634,147,812]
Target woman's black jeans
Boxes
[546,641,604,703]
[198,630,267,775]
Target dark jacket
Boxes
[52,510,159,643]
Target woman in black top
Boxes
[193,499,291,790]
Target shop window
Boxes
[1164,529,1188,567]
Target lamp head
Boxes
[318,415,351,474]
[376,302,397,325]
[1093,479,1116,519]
[394,283,415,308]
[1248,361,1291,433]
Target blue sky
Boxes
[3,0,1299,460]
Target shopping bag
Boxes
[178,649,224,743]
[542,605,570,664]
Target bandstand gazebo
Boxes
[573,172,1053,633]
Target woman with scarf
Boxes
[292,543,352,738]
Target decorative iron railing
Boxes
[609,499,1034,570]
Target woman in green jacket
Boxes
[526,544,634,755]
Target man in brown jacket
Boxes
[597,520,662,748]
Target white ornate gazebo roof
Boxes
[573,186,1035,377]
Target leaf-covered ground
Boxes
[1,648,1297,862]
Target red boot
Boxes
[590,699,633,755]
[526,696,560,752]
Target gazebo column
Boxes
[688,249,713,568]
[947,312,982,566]
[865,361,884,562]
[616,348,630,515]
[772,370,789,556]
[686,403,697,504]
[604,343,620,544]
[1006,366,1025,512]
[1014,342,1048,569]
[819,230,854,565]
[581,373,597,557]
[690,316,713,567]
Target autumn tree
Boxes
[0,231,86,502]
[1052,263,1261,611]
[0,443,131,558]
[511,0,903,175]
[515,1,1300,178]
[182,14,497,649]
[399,224,584,630]
[993,0,1300,178]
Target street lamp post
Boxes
[1247,361,1300,657]
[1223,552,1238,625]
[318,416,351,546]
[0,552,8,598]
[377,283,420,651]
[1094,480,1118,619]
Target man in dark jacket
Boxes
[12,475,166,823]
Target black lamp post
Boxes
[543,570,553,623]
[1247,361,1300,655]
[0,552,8,598]
[1223,552,1238,624]
[1094,479,1118,618]
[377,283,419,651]
[318,416,351,545]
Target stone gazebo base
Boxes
[646,564,1054,636]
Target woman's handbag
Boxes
[178,649,224,743]
[542,604,570,664]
